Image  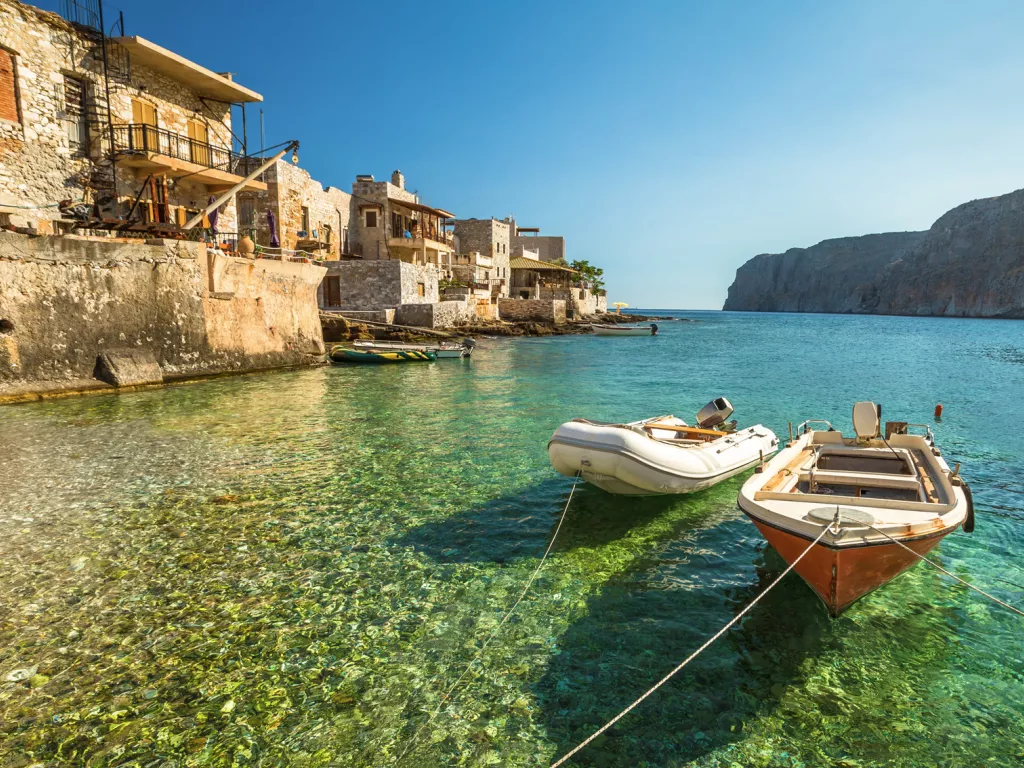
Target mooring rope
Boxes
[549,522,831,768]
[865,524,1024,617]
[398,470,583,764]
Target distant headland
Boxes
[723,187,1024,318]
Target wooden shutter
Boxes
[187,119,210,166]
[0,49,18,123]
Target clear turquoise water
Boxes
[0,311,1022,767]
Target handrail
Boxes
[111,124,265,176]
[797,419,835,435]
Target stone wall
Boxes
[329,259,439,310]
[498,298,566,324]
[0,232,326,399]
[394,299,474,329]
[511,234,565,263]
[0,1,96,227]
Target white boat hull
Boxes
[590,324,654,336]
[549,418,779,495]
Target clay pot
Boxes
[237,235,255,256]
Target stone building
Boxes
[237,160,355,261]
[0,0,265,235]
[350,170,456,270]
[235,160,358,309]
[452,217,511,299]
[509,217,566,263]
[509,254,605,318]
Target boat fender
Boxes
[951,476,975,533]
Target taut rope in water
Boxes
[398,470,583,764]
[865,524,1024,617]
[549,522,832,768]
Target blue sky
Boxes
[43,0,1024,308]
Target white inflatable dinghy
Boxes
[548,398,779,495]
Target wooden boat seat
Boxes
[800,469,921,490]
[644,423,728,442]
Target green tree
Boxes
[570,259,605,293]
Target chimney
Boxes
[391,170,405,189]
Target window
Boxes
[301,206,310,234]
[0,48,19,124]
[417,282,425,297]
[238,197,255,227]
[365,209,377,228]
[62,75,87,155]
[187,118,210,166]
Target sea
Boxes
[1,310,1022,767]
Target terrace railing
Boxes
[112,124,265,177]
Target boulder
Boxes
[94,349,163,387]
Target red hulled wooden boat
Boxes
[738,402,973,616]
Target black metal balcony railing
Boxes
[112,124,264,177]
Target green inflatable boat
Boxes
[329,347,437,364]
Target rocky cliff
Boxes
[723,187,1024,318]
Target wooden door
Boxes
[325,276,341,307]
[187,119,210,166]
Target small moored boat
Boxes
[549,398,778,495]
[354,338,475,359]
[737,402,973,616]
[329,346,437,364]
[590,323,658,336]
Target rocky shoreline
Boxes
[321,312,676,344]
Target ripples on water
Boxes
[0,312,1022,766]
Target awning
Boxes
[387,196,455,219]
[509,256,576,273]
[112,37,263,103]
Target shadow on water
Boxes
[534,528,833,767]
[390,477,682,564]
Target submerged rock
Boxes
[4,665,38,682]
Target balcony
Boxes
[111,124,268,192]
[387,230,455,255]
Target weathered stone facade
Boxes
[0,231,326,400]
[238,160,355,261]
[453,217,510,296]
[497,298,566,324]
[327,260,439,311]
[0,1,95,228]
[0,0,262,235]
[509,217,566,263]
[393,299,474,329]
[350,171,455,270]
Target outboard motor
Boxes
[461,337,477,349]
[696,397,735,429]
[650,323,659,336]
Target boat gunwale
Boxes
[737,494,962,550]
